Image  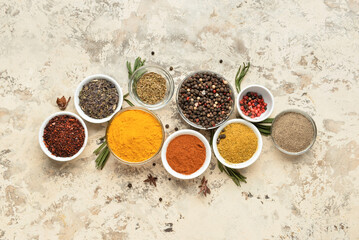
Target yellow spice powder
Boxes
[107,110,163,163]
[217,123,257,164]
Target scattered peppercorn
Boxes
[219,59,223,63]
[165,124,169,129]
[153,162,156,166]
[178,72,234,128]
[239,91,267,118]
[159,197,162,202]
[169,66,173,71]
[174,127,178,131]
[151,51,155,55]
[168,178,171,181]
[127,183,132,188]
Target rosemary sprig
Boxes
[235,62,250,93]
[124,57,146,106]
[210,130,247,187]
[123,93,134,106]
[94,137,110,170]
[253,118,274,135]
[126,57,146,79]
[217,160,247,186]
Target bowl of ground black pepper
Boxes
[271,109,317,155]
[176,71,235,129]
[128,65,174,110]
[39,112,88,161]
[74,74,123,124]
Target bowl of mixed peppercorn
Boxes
[176,71,235,129]
[236,85,274,122]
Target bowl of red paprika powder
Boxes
[39,111,88,161]
[161,129,211,179]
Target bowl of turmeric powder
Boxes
[106,107,165,165]
[212,119,263,169]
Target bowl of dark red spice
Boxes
[271,109,317,155]
[213,119,263,169]
[236,85,274,122]
[39,112,88,161]
[128,65,174,110]
[161,129,211,179]
[177,71,235,129]
[74,74,123,124]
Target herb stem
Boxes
[235,62,250,93]
[127,57,146,79]
[94,141,107,155]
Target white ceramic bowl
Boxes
[74,74,123,123]
[39,111,88,161]
[161,129,211,179]
[213,119,263,169]
[236,84,274,122]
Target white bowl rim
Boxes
[74,74,123,123]
[39,111,88,162]
[161,129,212,179]
[236,84,274,123]
[212,119,263,169]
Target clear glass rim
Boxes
[128,65,174,110]
[106,106,165,165]
[271,109,317,155]
[175,70,235,130]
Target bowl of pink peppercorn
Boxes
[236,85,274,122]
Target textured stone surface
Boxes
[1,0,359,239]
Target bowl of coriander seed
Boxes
[128,65,175,110]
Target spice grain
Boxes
[43,115,85,157]
[136,72,167,104]
[79,79,119,119]
[107,110,163,163]
[271,112,314,152]
[217,123,257,163]
[166,135,206,175]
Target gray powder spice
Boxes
[272,112,314,152]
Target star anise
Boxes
[144,174,157,187]
[198,176,211,197]
[56,96,71,110]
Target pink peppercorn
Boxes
[239,92,268,118]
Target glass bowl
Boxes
[106,106,165,165]
[271,109,317,155]
[176,70,235,130]
[128,65,174,110]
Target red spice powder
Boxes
[43,115,85,157]
[166,135,206,175]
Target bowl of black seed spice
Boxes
[74,74,123,124]
[176,71,235,129]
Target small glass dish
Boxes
[106,106,165,166]
[128,65,174,110]
[176,70,235,130]
[271,109,317,155]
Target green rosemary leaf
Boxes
[259,118,274,123]
[94,141,107,155]
[234,62,250,93]
[217,159,247,187]
[124,98,134,106]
